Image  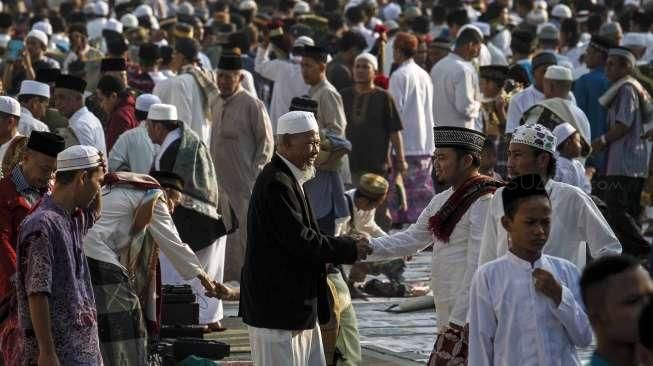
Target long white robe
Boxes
[430,53,481,130]
[248,322,326,366]
[108,121,158,174]
[69,106,107,157]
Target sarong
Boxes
[388,155,435,224]
[427,323,468,366]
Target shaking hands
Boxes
[353,236,373,261]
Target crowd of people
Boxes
[0,0,653,364]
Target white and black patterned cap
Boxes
[511,123,557,154]
[433,126,486,153]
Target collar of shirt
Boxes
[220,86,244,102]
[21,106,33,119]
[309,78,328,96]
[505,249,545,270]
[10,165,43,197]
[70,106,90,123]
[276,152,313,187]
[398,58,416,71]
[155,128,181,170]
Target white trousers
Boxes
[248,322,326,366]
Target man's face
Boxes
[469,41,482,59]
[27,96,49,120]
[301,57,324,86]
[353,59,375,84]
[563,132,582,158]
[480,78,500,98]
[606,55,628,82]
[502,196,551,254]
[54,88,80,118]
[281,130,320,170]
[97,89,118,116]
[0,115,17,141]
[507,143,542,178]
[533,64,550,91]
[171,50,187,72]
[217,69,242,97]
[77,166,105,208]
[146,120,166,145]
[584,46,602,69]
[21,150,57,188]
[25,37,44,59]
[70,31,87,52]
[543,77,554,98]
[434,147,465,185]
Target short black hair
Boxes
[455,27,483,48]
[446,8,469,28]
[0,13,13,29]
[521,145,556,178]
[431,5,447,23]
[580,255,641,309]
[453,148,482,168]
[228,32,252,54]
[160,46,174,66]
[18,94,47,105]
[97,74,126,97]
[483,137,496,152]
[345,6,366,24]
[55,165,102,186]
[338,31,367,53]
[503,174,549,219]
[640,300,653,349]
[587,14,603,34]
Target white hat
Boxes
[238,0,257,11]
[534,0,547,10]
[121,14,139,29]
[457,24,484,39]
[553,122,577,147]
[19,80,50,99]
[104,19,124,34]
[622,32,647,48]
[472,22,491,37]
[537,22,559,41]
[624,0,641,7]
[27,30,48,47]
[57,145,103,172]
[83,2,96,14]
[511,123,557,154]
[134,4,154,18]
[551,4,572,19]
[135,94,161,112]
[293,1,310,14]
[355,52,378,70]
[0,96,21,117]
[94,1,109,16]
[0,34,10,49]
[293,36,315,48]
[32,21,53,36]
[277,111,319,135]
[148,103,178,121]
[382,2,402,21]
[545,65,572,80]
[527,9,548,26]
[384,20,399,31]
[177,2,195,16]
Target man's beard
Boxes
[298,165,317,184]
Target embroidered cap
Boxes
[27,30,48,47]
[358,173,389,200]
[277,111,319,135]
[135,94,161,112]
[28,131,65,158]
[553,122,577,148]
[355,52,378,71]
[433,126,486,153]
[57,145,103,172]
[19,80,50,98]
[511,123,557,155]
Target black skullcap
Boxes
[139,43,160,61]
[289,96,318,114]
[149,170,185,192]
[174,37,199,61]
[301,45,328,63]
[217,52,243,70]
[480,65,509,82]
[502,174,549,213]
[107,36,129,56]
[589,35,617,54]
[68,24,88,37]
[55,74,87,93]
[35,68,61,84]
[290,23,313,39]
[27,131,65,158]
[100,58,127,72]
[532,52,558,71]
[0,13,12,29]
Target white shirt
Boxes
[468,252,592,366]
[255,46,310,131]
[369,187,492,327]
[18,107,49,136]
[555,156,591,194]
[154,128,181,170]
[153,73,209,143]
[109,121,158,173]
[335,189,386,238]
[487,42,508,66]
[148,70,168,86]
[506,86,577,133]
[198,52,212,71]
[430,53,481,130]
[478,43,492,67]
[83,186,203,280]
[479,179,621,269]
[240,69,258,98]
[69,106,107,157]
[350,24,376,50]
[389,59,435,156]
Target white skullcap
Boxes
[0,34,10,49]
[537,22,559,40]
[355,52,378,70]
[383,2,401,21]
[551,4,572,19]
[104,19,123,34]
[57,145,103,172]
[135,94,161,112]
[134,4,154,18]
[32,21,53,36]
[83,2,95,14]
[527,9,548,26]
[0,96,21,117]
[177,2,195,16]
[472,22,491,37]
[94,1,109,16]
[148,103,178,121]
[622,32,647,48]
[293,1,310,14]
[277,111,319,135]
[511,123,557,154]
[457,24,484,39]
[553,122,577,147]
[19,80,50,98]
[238,0,257,11]
[545,65,573,80]
[384,20,399,31]
[293,36,314,48]
[624,0,641,7]
[534,0,547,10]
[121,14,139,29]
[27,30,48,47]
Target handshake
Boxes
[351,235,373,261]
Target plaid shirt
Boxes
[10,165,44,206]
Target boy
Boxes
[469,174,592,365]
[553,122,591,194]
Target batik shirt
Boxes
[15,196,102,365]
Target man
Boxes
[573,35,615,175]
[54,74,107,156]
[210,52,273,282]
[0,97,23,174]
[153,37,218,143]
[62,24,104,74]
[255,35,313,130]
[592,47,651,227]
[109,93,160,173]
[96,74,138,151]
[0,131,64,366]
[17,80,50,136]
[542,65,591,142]
[326,31,368,92]
[366,126,501,365]
[510,30,536,84]
[35,68,68,132]
[16,145,105,365]
[83,170,221,364]
[146,103,227,330]
[240,110,372,365]
[128,42,168,93]
[581,255,653,366]
[426,37,451,71]
[99,57,129,87]
[479,123,621,268]
[388,32,435,224]
[2,30,60,96]
[430,27,482,130]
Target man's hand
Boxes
[591,138,606,153]
[208,281,239,301]
[197,272,217,296]
[532,268,562,306]
[355,238,373,261]
[38,350,60,366]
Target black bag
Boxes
[172,205,238,252]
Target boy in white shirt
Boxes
[469,173,592,366]
[553,122,592,194]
